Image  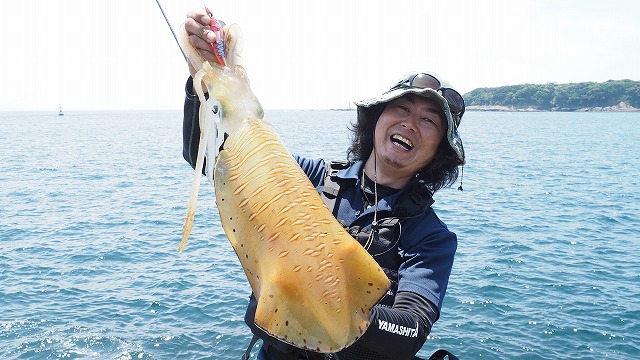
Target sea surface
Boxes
[1,110,639,359]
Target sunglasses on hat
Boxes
[389,73,465,122]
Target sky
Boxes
[1,0,639,111]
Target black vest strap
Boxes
[320,160,434,219]
[241,334,260,360]
[321,160,351,216]
[392,179,435,218]
[426,349,460,360]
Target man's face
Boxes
[373,94,446,178]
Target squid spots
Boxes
[267,232,281,243]
[278,250,290,258]
[274,218,288,229]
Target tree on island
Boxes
[464,80,640,111]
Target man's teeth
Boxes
[391,134,413,149]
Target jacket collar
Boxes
[335,160,434,217]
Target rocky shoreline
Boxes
[467,101,639,112]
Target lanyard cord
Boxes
[362,144,379,251]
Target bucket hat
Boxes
[354,72,465,165]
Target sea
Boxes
[1,109,638,359]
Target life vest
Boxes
[242,161,438,360]
[320,161,434,306]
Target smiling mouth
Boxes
[391,134,413,150]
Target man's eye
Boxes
[423,117,442,131]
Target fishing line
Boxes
[154,0,218,115]
[154,0,188,61]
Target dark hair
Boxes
[346,102,462,193]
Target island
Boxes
[464,79,640,112]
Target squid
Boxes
[175,16,389,353]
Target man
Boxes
[182,10,465,360]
